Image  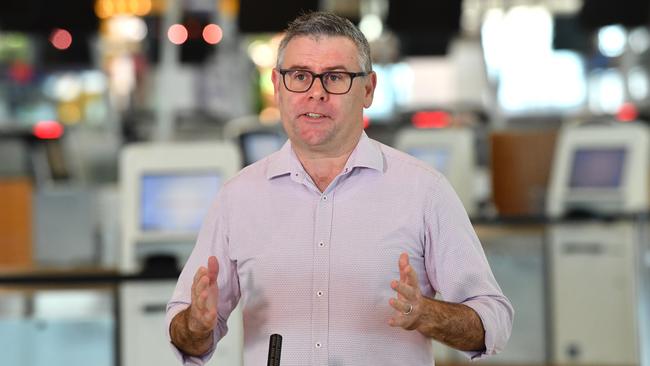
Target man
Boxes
[166,11,513,366]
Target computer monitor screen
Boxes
[364,64,399,122]
[407,147,451,174]
[241,132,285,165]
[140,172,221,232]
[569,148,626,188]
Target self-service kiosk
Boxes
[222,115,287,167]
[546,121,650,365]
[394,127,477,362]
[395,127,477,216]
[119,141,244,366]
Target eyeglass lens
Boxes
[283,70,353,94]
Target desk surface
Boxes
[0,266,179,286]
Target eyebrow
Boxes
[284,65,351,72]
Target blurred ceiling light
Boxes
[589,68,624,114]
[628,66,649,101]
[359,14,383,42]
[481,8,505,80]
[50,29,73,50]
[95,0,114,19]
[503,6,552,55]
[270,33,283,48]
[115,0,128,14]
[134,0,152,16]
[82,70,108,94]
[58,103,83,124]
[54,73,83,102]
[248,40,275,68]
[629,27,650,54]
[598,25,626,58]
[107,15,147,42]
[109,55,135,102]
[482,5,553,84]
[95,0,152,19]
[203,24,223,45]
[168,24,188,45]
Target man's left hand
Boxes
[388,252,423,331]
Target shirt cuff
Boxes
[458,299,510,360]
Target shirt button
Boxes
[318,241,324,247]
[315,342,322,349]
[322,195,327,201]
[317,290,324,297]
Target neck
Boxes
[293,135,361,192]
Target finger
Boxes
[208,256,219,285]
[404,263,419,288]
[193,266,207,286]
[390,279,405,301]
[194,277,211,310]
[388,297,413,315]
[399,253,408,282]
[192,267,207,299]
[391,279,416,300]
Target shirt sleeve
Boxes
[423,175,514,360]
[165,188,241,365]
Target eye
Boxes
[291,71,310,81]
[326,72,344,82]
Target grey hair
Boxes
[276,11,372,72]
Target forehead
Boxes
[282,35,359,69]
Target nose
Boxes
[308,76,328,101]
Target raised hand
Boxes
[388,252,423,330]
[188,255,220,336]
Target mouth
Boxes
[301,112,329,120]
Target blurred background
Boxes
[0,0,649,365]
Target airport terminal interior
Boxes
[1,0,650,365]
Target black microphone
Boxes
[267,333,282,366]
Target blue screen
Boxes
[569,148,626,188]
[242,133,285,165]
[140,173,221,232]
[407,147,451,174]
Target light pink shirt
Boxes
[166,132,513,366]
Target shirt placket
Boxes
[312,188,334,366]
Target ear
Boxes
[271,68,281,104]
[363,71,377,109]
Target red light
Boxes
[203,24,223,45]
[616,103,638,122]
[9,61,33,84]
[411,111,451,129]
[168,24,188,45]
[50,29,72,50]
[363,115,370,129]
[33,120,64,140]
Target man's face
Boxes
[272,35,376,156]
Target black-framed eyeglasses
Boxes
[278,69,369,95]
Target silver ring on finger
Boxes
[403,303,413,315]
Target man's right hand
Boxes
[170,256,220,356]
[188,255,220,335]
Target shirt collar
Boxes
[266,131,384,180]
